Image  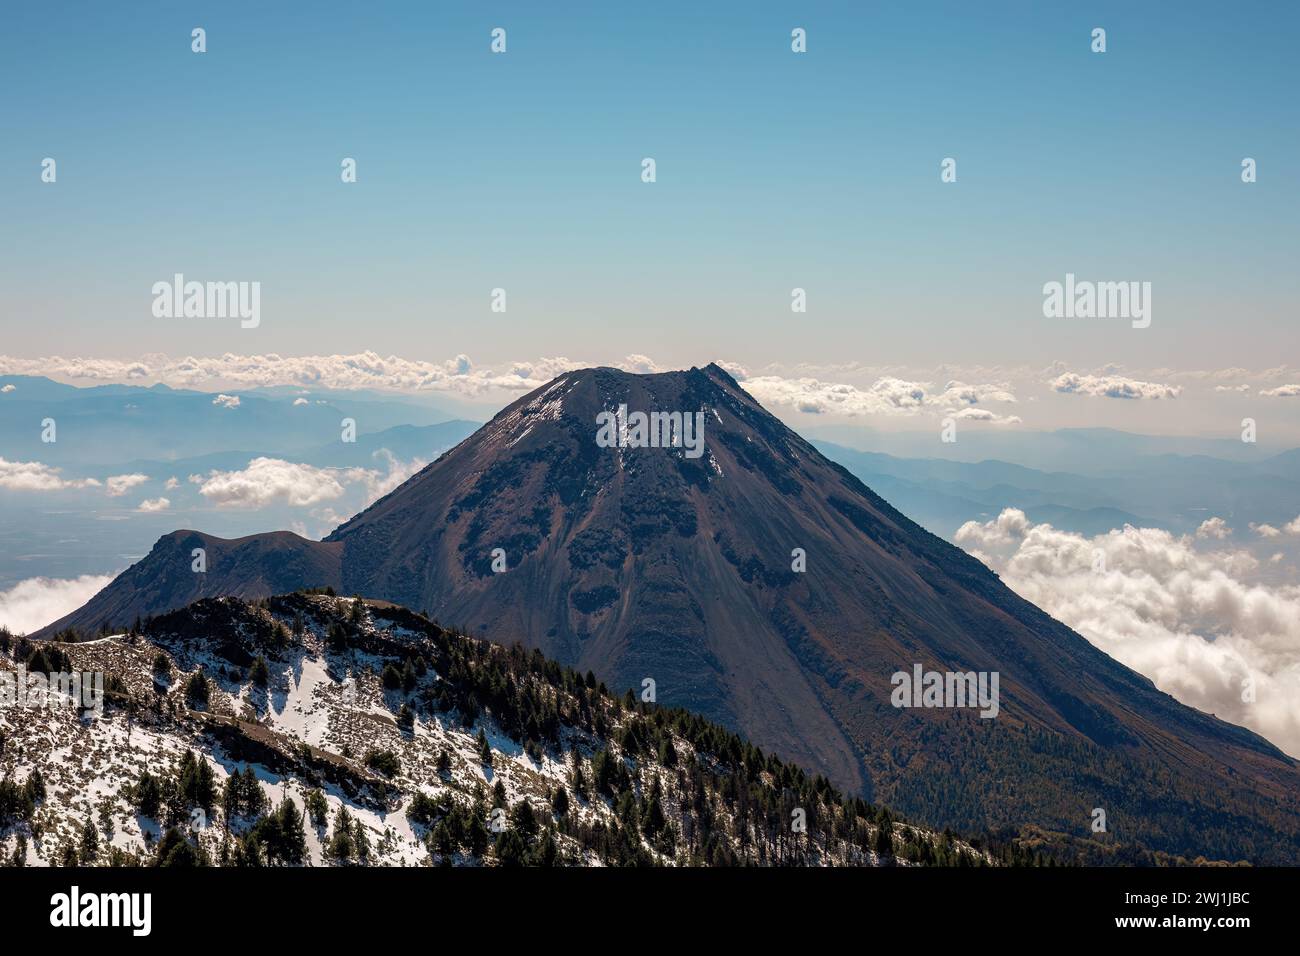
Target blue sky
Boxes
[1,0,1297,435]
[3,4,1300,740]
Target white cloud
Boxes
[1260,384,1300,397]
[1196,517,1232,539]
[949,407,1023,424]
[292,397,309,406]
[0,352,587,398]
[0,384,14,393]
[617,354,662,375]
[939,380,1018,406]
[740,374,1020,422]
[956,509,1300,757]
[1051,372,1182,400]
[0,574,115,635]
[1215,384,1251,393]
[195,458,356,508]
[0,458,101,492]
[1251,523,1281,538]
[212,393,241,408]
[712,360,749,381]
[105,473,149,497]
[193,452,425,509]
[137,496,171,512]
[359,450,427,503]
[164,477,180,490]
[1286,515,1300,535]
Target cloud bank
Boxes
[956,509,1300,758]
[0,574,115,635]
[739,375,1022,423]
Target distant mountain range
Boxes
[816,441,1300,539]
[0,375,468,467]
[38,365,1300,863]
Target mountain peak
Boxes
[41,366,1300,862]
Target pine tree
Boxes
[466,814,489,857]
[494,829,526,867]
[327,621,348,653]
[184,670,210,710]
[874,819,894,858]
[397,703,415,730]
[130,770,162,818]
[276,796,307,865]
[236,833,264,867]
[79,816,99,864]
[642,790,666,838]
[329,807,355,862]
[533,827,559,867]
[352,818,371,862]
[510,800,538,840]
[305,788,329,827]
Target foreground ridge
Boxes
[2,593,1027,868]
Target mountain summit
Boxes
[44,364,1300,861]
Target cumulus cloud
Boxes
[195,458,358,508]
[292,397,309,406]
[740,374,1021,422]
[164,477,180,491]
[1286,515,1300,535]
[212,393,241,408]
[712,360,749,381]
[0,458,101,492]
[0,574,115,635]
[137,497,170,512]
[1051,372,1182,400]
[1251,523,1281,538]
[617,354,662,375]
[956,509,1300,757]
[0,384,14,393]
[193,451,426,509]
[105,473,149,497]
[1215,384,1251,393]
[939,380,1018,406]
[949,407,1023,424]
[1260,384,1300,398]
[1196,517,1232,539]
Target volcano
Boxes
[44,364,1300,862]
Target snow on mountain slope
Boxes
[2,593,994,867]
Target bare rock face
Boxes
[38,530,342,638]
